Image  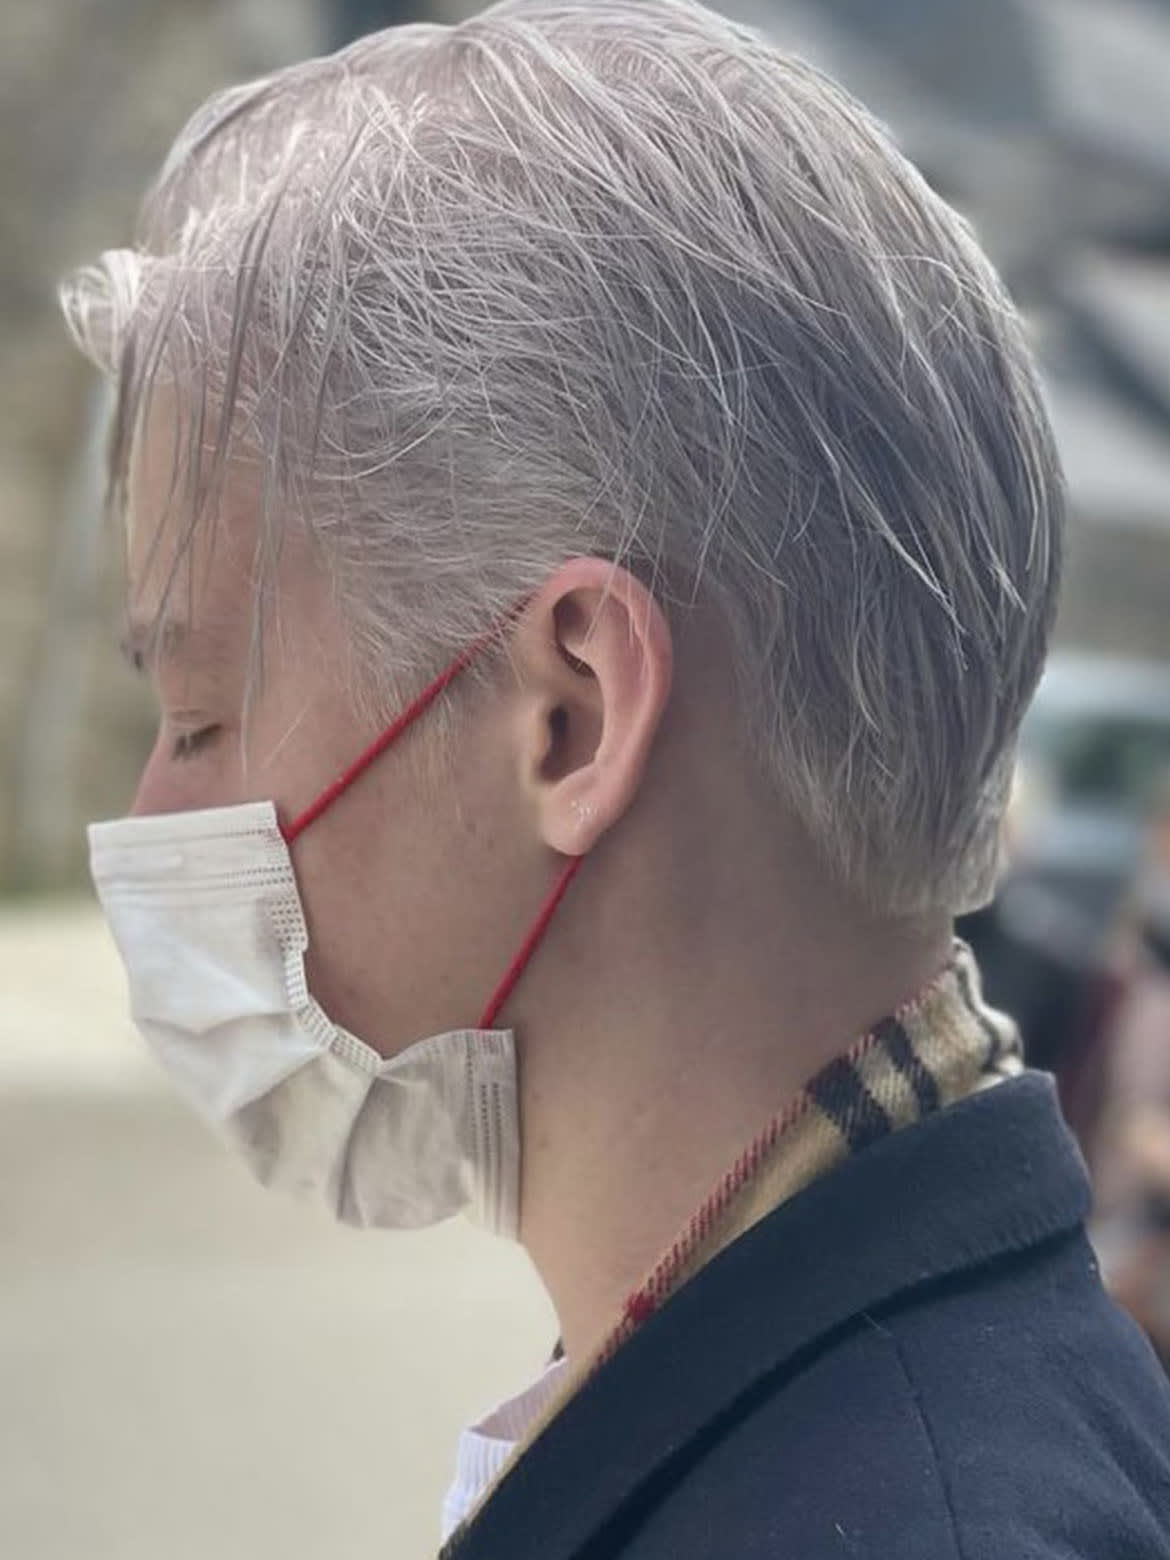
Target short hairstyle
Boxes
[61,0,1064,916]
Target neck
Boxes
[512,807,951,1365]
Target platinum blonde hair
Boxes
[61,0,1063,917]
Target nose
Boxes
[129,735,207,817]
[130,738,176,817]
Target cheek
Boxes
[292,829,404,1049]
[286,771,468,1054]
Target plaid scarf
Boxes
[441,940,1022,1556]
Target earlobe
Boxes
[565,793,600,846]
[520,560,673,858]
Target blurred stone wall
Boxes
[0,0,320,890]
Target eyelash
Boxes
[170,725,221,762]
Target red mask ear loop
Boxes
[280,636,488,846]
[278,603,585,1031]
[478,854,583,1029]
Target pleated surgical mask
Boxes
[89,617,582,1238]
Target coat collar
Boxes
[447,1074,1090,1560]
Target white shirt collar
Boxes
[441,1357,570,1543]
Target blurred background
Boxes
[2,0,1169,1555]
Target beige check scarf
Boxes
[441,941,1022,1555]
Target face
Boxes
[124,412,553,1059]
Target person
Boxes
[61,2,1170,1555]
[1091,769,1170,1366]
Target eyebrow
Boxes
[119,616,189,674]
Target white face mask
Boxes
[89,800,523,1237]
[88,615,583,1241]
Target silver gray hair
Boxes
[60,0,1064,917]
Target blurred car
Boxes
[960,653,1170,1148]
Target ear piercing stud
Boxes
[570,797,596,828]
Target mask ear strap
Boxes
[479,854,583,1029]
[279,646,479,845]
[280,603,529,845]
[278,595,583,1029]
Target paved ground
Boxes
[0,902,557,1560]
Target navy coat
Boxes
[446,1075,1170,1558]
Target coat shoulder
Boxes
[599,1233,1170,1560]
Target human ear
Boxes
[513,559,673,856]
